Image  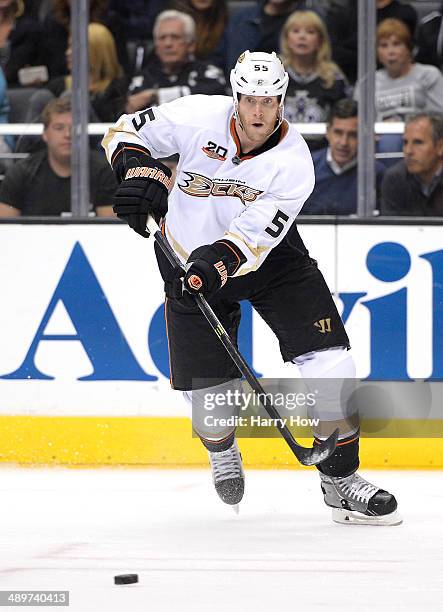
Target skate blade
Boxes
[232,504,240,515]
[332,508,403,526]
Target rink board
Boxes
[0,416,442,468]
[1,222,443,468]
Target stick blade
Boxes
[295,428,339,466]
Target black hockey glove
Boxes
[112,150,172,238]
[178,240,246,300]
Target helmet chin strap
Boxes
[233,101,243,131]
[269,106,284,137]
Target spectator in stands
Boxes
[280,10,350,149]
[126,10,226,114]
[23,23,125,132]
[374,19,443,122]
[415,3,443,70]
[41,0,129,79]
[51,23,125,123]
[380,112,443,216]
[375,0,417,36]
[108,0,164,41]
[22,0,51,20]
[0,98,116,217]
[326,0,417,84]
[170,0,228,70]
[302,99,385,215]
[354,18,443,163]
[0,0,43,86]
[225,0,326,73]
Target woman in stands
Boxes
[20,23,125,152]
[169,0,228,70]
[41,0,128,78]
[60,23,124,122]
[365,18,443,161]
[375,18,443,121]
[280,10,350,149]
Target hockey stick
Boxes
[146,216,338,466]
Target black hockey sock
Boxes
[315,433,359,477]
[198,430,235,452]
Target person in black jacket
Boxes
[45,23,126,123]
[108,0,164,42]
[0,97,116,217]
[326,0,417,84]
[415,3,443,70]
[16,22,126,155]
[381,112,443,216]
[0,0,43,86]
[40,0,129,79]
[169,0,229,71]
[126,9,226,114]
[225,0,326,74]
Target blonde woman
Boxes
[64,23,123,98]
[22,23,125,142]
[280,10,350,133]
[40,0,128,79]
[45,23,125,122]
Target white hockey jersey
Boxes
[102,95,315,276]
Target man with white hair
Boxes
[103,50,400,526]
[126,9,226,114]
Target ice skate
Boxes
[320,472,402,525]
[208,440,244,506]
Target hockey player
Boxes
[102,50,401,526]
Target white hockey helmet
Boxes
[230,50,289,113]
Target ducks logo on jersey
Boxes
[178,172,263,205]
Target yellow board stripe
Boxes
[0,416,442,468]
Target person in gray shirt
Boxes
[380,112,443,216]
[375,18,443,121]
[356,18,443,163]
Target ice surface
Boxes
[0,467,441,611]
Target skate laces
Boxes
[337,473,379,504]
[209,443,243,483]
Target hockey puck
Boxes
[114,574,139,585]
